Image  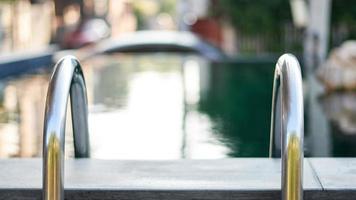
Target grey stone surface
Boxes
[309,158,356,190]
[0,158,320,190]
[8,158,356,199]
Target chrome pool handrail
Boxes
[43,56,90,200]
[269,54,304,200]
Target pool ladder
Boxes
[42,56,90,200]
[270,54,304,200]
[42,54,303,200]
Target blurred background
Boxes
[0,0,355,159]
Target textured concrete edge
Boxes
[2,158,356,199]
[0,189,336,200]
[1,190,355,200]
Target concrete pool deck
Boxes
[0,158,355,199]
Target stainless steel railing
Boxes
[269,54,304,200]
[43,56,90,200]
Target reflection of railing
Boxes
[43,56,90,200]
[269,54,304,200]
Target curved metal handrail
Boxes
[43,56,90,200]
[269,54,304,200]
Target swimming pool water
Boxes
[0,53,354,158]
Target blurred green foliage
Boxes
[160,0,176,16]
[332,0,356,25]
[133,0,176,30]
[218,0,356,50]
[214,0,295,54]
[133,6,145,30]
[218,0,292,36]
[331,0,356,40]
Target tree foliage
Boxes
[331,0,356,39]
[331,0,356,25]
[218,0,292,36]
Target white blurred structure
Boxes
[304,0,332,67]
[290,0,308,28]
[317,41,356,91]
[303,0,333,157]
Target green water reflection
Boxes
[199,61,274,157]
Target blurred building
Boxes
[108,0,137,37]
[0,0,139,52]
[0,0,52,53]
[178,0,237,55]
